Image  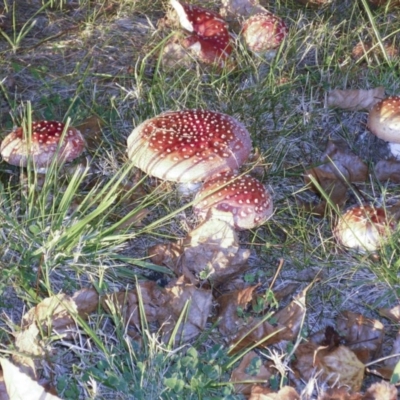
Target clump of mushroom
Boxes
[241,11,288,59]
[367,96,400,159]
[193,172,273,230]
[127,109,252,183]
[1,120,85,173]
[333,205,395,253]
[170,0,233,67]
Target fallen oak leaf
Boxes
[217,285,259,337]
[304,140,368,213]
[293,343,365,392]
[327,87,385,111]
[161,276,213,343]
[337,311,384,364]
[374,160,400,183]
[22,289,99,336]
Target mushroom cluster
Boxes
[127,108,273,231]
[367,96,400,159]
[170,0,232,67]
[0,120,85,173]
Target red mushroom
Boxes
[193,172,273,230]
[127,110,252,183]
[170,0,233,67]
[367,96,400,159]
[333,205,395,252]
[0,120,85,173]
[242,11,288,58]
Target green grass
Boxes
[1,0,400,398]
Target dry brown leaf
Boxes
[294,343,365,392]
[22,289,99,336]
[379,304,400,323]
[148,242,183,271]
[374,160,400,183]
[0,358,61,400]
[249,385,300,400]
[217,285,259,336]
[161,277,213,342]
[337,311,384,364]
[273,284,310,340]
[304,140,368,213]
[101,281,168,328]
[181,211,251,283]
[75,115,104,151]
[327,87,385,111]
[230,351,271,394]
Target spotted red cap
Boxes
[367,96,400,143]
[127,110,252,183]
[193,173,273,230]
[333,205,395,252]
[170,0,232,66]
[0,121,85,173]
[242,12,288,54]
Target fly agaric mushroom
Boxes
[367,96,400,159]
[1,120,85,173]
[333,205,395,252]
[242,11,288,58]
[193,173,273,230]
[127,110,252,183]
[170,0,233,67]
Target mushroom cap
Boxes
[193,173,273,230]
[0,120,85,173]
[367,96,400,144]
[127,110,252,183]
[242,12,288,54]
[333,205,395,252]
[170,0,232,66]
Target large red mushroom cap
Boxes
[193,173,273,230]
[333,205,395,253]
[127,110,252,183]
[0,120,85,173]
[170,0,232,67]
[242,12,288,56]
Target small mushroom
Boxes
[367,96,400,159]
[127,110,252,183]
[193,172,273,230]
[170,0,232,67]
[333,205,395,253]
[242,11,288,58]
[0,120,85,173]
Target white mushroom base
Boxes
[389,142,400,159]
